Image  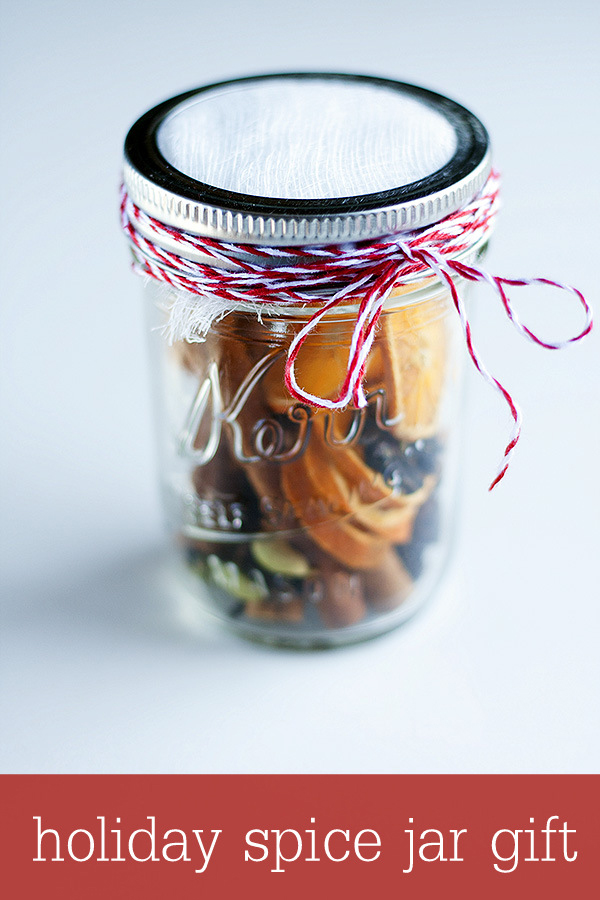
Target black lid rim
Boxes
[124,72,490,219]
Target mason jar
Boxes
[122,73,492,647]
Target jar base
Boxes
[173,550,449,650]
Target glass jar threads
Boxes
[122,73,494,647]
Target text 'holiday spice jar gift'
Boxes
[121,73,592,648]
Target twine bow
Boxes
[121,171,592,489]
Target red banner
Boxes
[1,775,596,898]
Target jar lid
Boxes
[124,73,491,246]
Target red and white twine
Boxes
[121,171,592,489]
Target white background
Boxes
[1,0,598,773]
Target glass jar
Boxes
[122,73,492,647]
[146,277,468,647]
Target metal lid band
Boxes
[124,73,491,246]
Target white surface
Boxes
[1,0,599,773]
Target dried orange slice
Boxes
[260,314,391,413]
[281,435,389,569]
[280,425,433,569]
[354,476,435,543]
[260,295,448,439]
[377,303,448,440]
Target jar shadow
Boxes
[3,546,237,654]
[4,545,466,657]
